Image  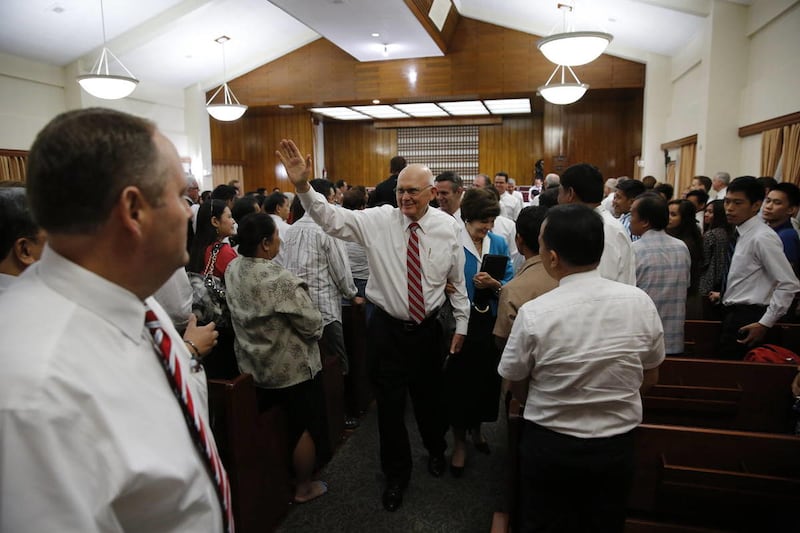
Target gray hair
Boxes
[714,171,730,185]
[544,173,560,187]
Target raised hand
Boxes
[276,139,312,191]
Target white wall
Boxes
[739,1,800,175]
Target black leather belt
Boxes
[376,305,440,331]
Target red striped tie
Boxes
[144,305,234,533]
[407,222,426,324]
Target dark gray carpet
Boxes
[277,398,509,532]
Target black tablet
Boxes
[479,254,508,280]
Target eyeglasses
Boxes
[394,185,432,197]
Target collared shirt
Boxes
[619,212,640,242]
[490,214,524,272]
[498,270,665,438]
[0,272,16,296]
[499,191,523,221]
[269,213,292,266]
[633,230,690,354]
[493,255,558,340]
[773,219,800,273]
[695,210,705,234]
[298,189,470,334]
[595,205,637,285]
[0,246,221,533]
[723,215,800,327]
[282,214,357,326]
[152,267,194,331]
[225,256,323,388]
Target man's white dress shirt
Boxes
[499,191,523,221]
[298,189,470,335]
[0,246,222,533]
[0,272,16,296]
[595,205,637,285]
[491,214,524,273]
[498,270,665,438]
[152,267,194,331]
[283,215,357,326]
[269,213,292,266]
[723,215,800,327]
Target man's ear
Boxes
[117,186,149,238]
[547,248,559,270]
[13,237,36,266]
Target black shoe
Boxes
[428,454,446,478]
[344,416,360,430]
[382,484,404,512]
[474,441,490,455]
[450,462,464,478]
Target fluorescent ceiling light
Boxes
[310,107,370,120]
[437,101,489,116]
[483,99,531,114]
[351,105,409,119]
[394,103,448,117]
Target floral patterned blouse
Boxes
[224,256,323,389]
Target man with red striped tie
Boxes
[0,108,232,533]
[278,139,469,513]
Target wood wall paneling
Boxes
[479,116,543,186]
[222,17,645,108]
[323,121,397,187]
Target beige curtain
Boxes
[679,143,696,191]
[760,128,783,177]
[211,163,244,189]
[0,153,27,183]
[783,124,800,186]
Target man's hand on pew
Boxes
[737,322,768,346]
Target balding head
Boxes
[396,164,435,221]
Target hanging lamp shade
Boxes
[538,64,588,105]
[537,30,613,67]
[76,2,138,100]
[536,2,612,67]
[206,37,247,122]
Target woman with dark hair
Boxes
[188,199,237,276]
[445,188,514,477]
[224,213,328,503]
[667,199,704,318]
[699,199,733,318]
[188,199,238,377]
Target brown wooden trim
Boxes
[660,134,698,151]
[403,0,448,53]
[374,116,502,128]
[0,149,28,157]
[738,111,800,137]
[211,159,245,166]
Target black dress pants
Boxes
[367,307,448,487]
[518,421,634,533]
[719,304,767,359]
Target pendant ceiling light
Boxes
[538,64,588,105]
[206,36,247,122]
[537,2,613,67]
[76,0,139,100]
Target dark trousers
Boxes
[719,304,767,359]
[519,421,634,533]
[367,307,448,487]
[322,321,348,374]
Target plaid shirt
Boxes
[633,230,690,354]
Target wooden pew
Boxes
[341,304,373,416]
[318,339,345,463]
[631,424,800,532]
[207,374,291,533]
[643,357,798,433]
[684,319,800,357]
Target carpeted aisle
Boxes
[277,398,509,532]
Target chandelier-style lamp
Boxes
[206,36,247,122]
[537,2,613,67]
[76,0,139,100]
[538,64,588,105]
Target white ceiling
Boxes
[0,0,747,94]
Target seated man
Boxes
[498,204,664,533]
[0,187,46,295]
